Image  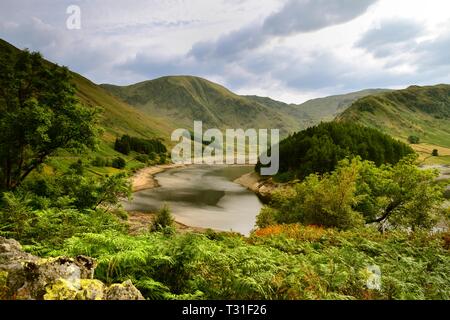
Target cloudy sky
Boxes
[1,0,450,103]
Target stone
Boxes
[0,236,144,300]
[106,280,145,300]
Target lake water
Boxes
[123,165,263,235]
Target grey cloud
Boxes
[356,19,423,58]
[263,0,377,35]
[415,32,450,70]
[190,0,377,61]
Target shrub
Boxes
[432,149,439,156]
[112,157,126,169]
[408,135,420,144]
[69,159,84,175]
[52,227,450,300]
[151,204,174,232]
[91,156,107,167]
[135,154,149,164]
[258,156,445,231]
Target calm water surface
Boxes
[123,165,262,235]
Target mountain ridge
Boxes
[337,84,450,164]
[101,76,388,135]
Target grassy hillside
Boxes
[337,84,450,164]
[296,89,390,124]
[0,38,175,174]
[102,78,387,136]
[101,76,306,136]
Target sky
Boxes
[1,0,450,103]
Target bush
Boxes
[258,156,445,231]
[69,159,84,175]
[408,135,420,144]
[135,154,149,164]
[432,149,439,156]
[91,156,107,167]
[52,227,450,300]
[444,188,450,200]
[112,157,126,169]
[151,204,174,232]
[0,203,126,249]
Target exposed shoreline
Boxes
[233,171,275,203]
[131,163,186,192]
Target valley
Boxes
[0,37,449,301]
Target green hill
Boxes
[102,78,387,136]
[337,85,450,163]
[295,89,390,124]
[102,77,307,136]
[257,121,413,181]
[0,38,176,173]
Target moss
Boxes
[44,279,78,300]
[76,279,105,300]
[0,270,8,299]
[43,278,107,300]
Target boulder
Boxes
[0,236,144,300]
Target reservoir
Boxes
[123,165,263,235]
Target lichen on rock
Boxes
[0,236,144,300]
[106,280,144,300]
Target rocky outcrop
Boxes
[234,172,276,203]
[0,237,144,300]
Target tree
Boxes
[355,155,444,230]
[257,156,445,231]
[58,172,132,211]
[257,158,364,230]
[259,122,414,180]
[0,49,99,190]
[432,149,439,157]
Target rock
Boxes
[0,236,144,300]
[106,280,144,300]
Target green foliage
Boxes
[112,157,126,169]
[408,135,420,144]
[259,156,445,231]
[339,84,450,149]
[259,122,414,180]
[114,134,167,156]
[69,159,85,175]
[0,47,100,190]
[355,156,444,229]
[135,154,149,164]
[151,204,175,232]
[0,192,34,238]
[47,227,450,300]
[16,170,132,212]
[91,156,108,167]
[101,76,306,137]
[0,202,126,250]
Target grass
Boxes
[102,76,306,137]
[338,84,450,165]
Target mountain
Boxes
[101,76,307,136]
[102,78,387,136]
[0,38,177,173]
[295,89,390,124]
[337,84,450,163]
[0,39,174,143]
